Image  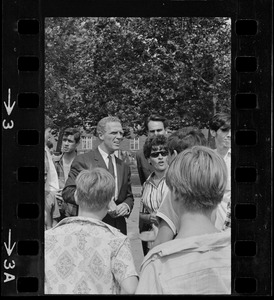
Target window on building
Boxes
[82,136,93,150]
[130,138,139,150]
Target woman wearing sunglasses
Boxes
[138,134,169,255]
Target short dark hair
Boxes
[167,129,207,156]
[209,112,231,132]
[143,134,168,159]
[144,114,168,132]
[46,140,53,149]
[63,128,81,144]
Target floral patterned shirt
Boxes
[45,217,138,294]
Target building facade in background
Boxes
[49,128,209,159]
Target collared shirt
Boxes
[98,146,118,201]
[45,147,59,192]
[156,189,178,235]
[140,172,169,214]
[135,230,231,294]
[54,152,77,188]
[215,148,231,230]
[53,153,77,217]
[140,173,169,249]
[45,216,138,294]
[45,191,60,230]
[97,147,130,214]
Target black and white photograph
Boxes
[1,0,272,297]
[44,16,232,294]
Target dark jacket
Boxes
[136,149,154,186]
[62,147,134,234]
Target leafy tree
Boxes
[45,17,231,145]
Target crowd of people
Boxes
[44,113,231,295]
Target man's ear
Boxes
[173,149,178,157]
[98,132,104,141]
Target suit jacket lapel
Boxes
[94,148,123,194]
[94,148,108,169]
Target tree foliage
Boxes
[45,17,231,137]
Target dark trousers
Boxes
[141,241,149,256]
[103,213,127,235]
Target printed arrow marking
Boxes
[4,229,16,256]
[4,88,16,116]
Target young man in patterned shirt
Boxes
[45,168,138,294]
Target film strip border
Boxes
[232,0,272,295]
[2,0,43,296]
[1,0,272,296]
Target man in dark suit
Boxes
[136,114,168,185]
[62,116,134,235]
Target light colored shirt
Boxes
[45,216,138,294]
[62,159,71,182]
[136,230,231,294]
[215,148,231,230]
[141,173,168,214]
[98,146,130,214]
[140,174,169,249]
[45,146,59,192]
[156,189,178,235]
[45,191,60,230]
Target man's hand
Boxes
[107,197,118,218]
[107,210,117,218]
[115,203,130,217]
[55,190,64,209]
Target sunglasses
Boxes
[220,127,231,132]
[150,150,168,158]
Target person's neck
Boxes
[153,170,165,181]
[78,207,107,221]
[216,145,229,158]
[99,144,114,156]
[63,151,77,163]
[176,211,219,239]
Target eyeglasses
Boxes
[150,150,168,158]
